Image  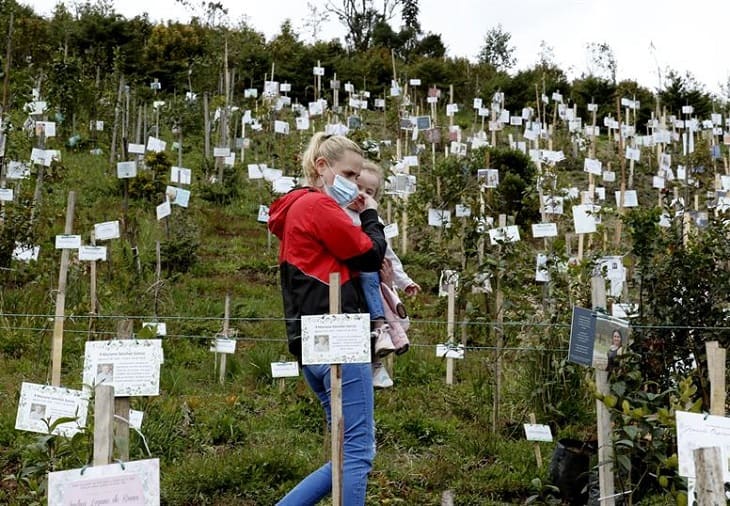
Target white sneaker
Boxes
[372,363,393,389]
[373,325,395,358]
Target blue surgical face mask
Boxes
[325,166,359,207]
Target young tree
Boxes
[536,40,555,69]
[585,41,616,84]
[302,2,330,42]
[659,69,713,117]
[477,24,516,71]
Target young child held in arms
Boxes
[347,161,421,388]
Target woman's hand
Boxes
[379,258,394,286]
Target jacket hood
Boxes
[267,187,312,239]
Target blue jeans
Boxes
[276,363,375,506]
[360,271,385,321]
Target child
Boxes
[348,161,421,388]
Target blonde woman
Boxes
[268,133,386,506]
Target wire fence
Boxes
[3,311,730,354]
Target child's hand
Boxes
[353,191,378,212]
[404,283,421,296]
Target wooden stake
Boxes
[491,214,506,433]
[88,230,98,338]
[1,12,13,114]
[135,102,143,144]
[219,293,231,385]
[177,126,183,168]
[592,274,615,505]
[445,282,455,385]
[29,158,45,228]
[396,138,409,255]
[223,36,230,145]
[329,272,343,506]
[615,97,626,246]
[93,384,115,466]
[705,341,726,416]
[529,413,543,468]
[441,490,455,506]
[333,72,339,110]
[114,319,133,462]
[693,447,724,505]
[203,92,211,160]
[50,191,76,386]
[316,59,321,100]
[109,75,124,171]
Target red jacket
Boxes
[268,188,386,358]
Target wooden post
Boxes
[396,139,409,255]
[50,191,76,386]
[705,341,726,416]
[492,214,506,433]
[615,98,626,246]
[114,319,133,462]
[333,72,339,111]
[529,413,543,468]
[1,12,13,114]
[29,146,46,227]
[177,125,183,168]
[203,92,211,160]
[88,230,98,338]
[316,59,321,100]
[153,241,162,316]
[109,75,124,170]
[329,272,343,506]
[441,490,455,506]
[445,282,456,385]
[592,274,615,505]
[219,293,231,385]
[693,447,724,505]
[93,384,115,466]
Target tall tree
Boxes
[477,24,516,71]
[401,0,419,32]
[326,0,402,52]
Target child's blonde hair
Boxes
[361,161,385,201]
[301,133,362,186]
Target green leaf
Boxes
[622,425,641,440]
[616,453,632,472]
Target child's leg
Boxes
[361,271,394,358]
[360,271,385,323]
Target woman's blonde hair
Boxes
[361,161,385,201]
[301,133,362,185]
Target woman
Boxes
[268,133,386,506]
[606,329,624,372]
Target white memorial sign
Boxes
[48,458,160,506]
[271,361,300,378]
[82,340,164,396]
[15,382,89,437]
[94,221,120,241]
[301,313,370,365]
[524,423,553,442]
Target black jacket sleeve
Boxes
[344,208,387,272]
